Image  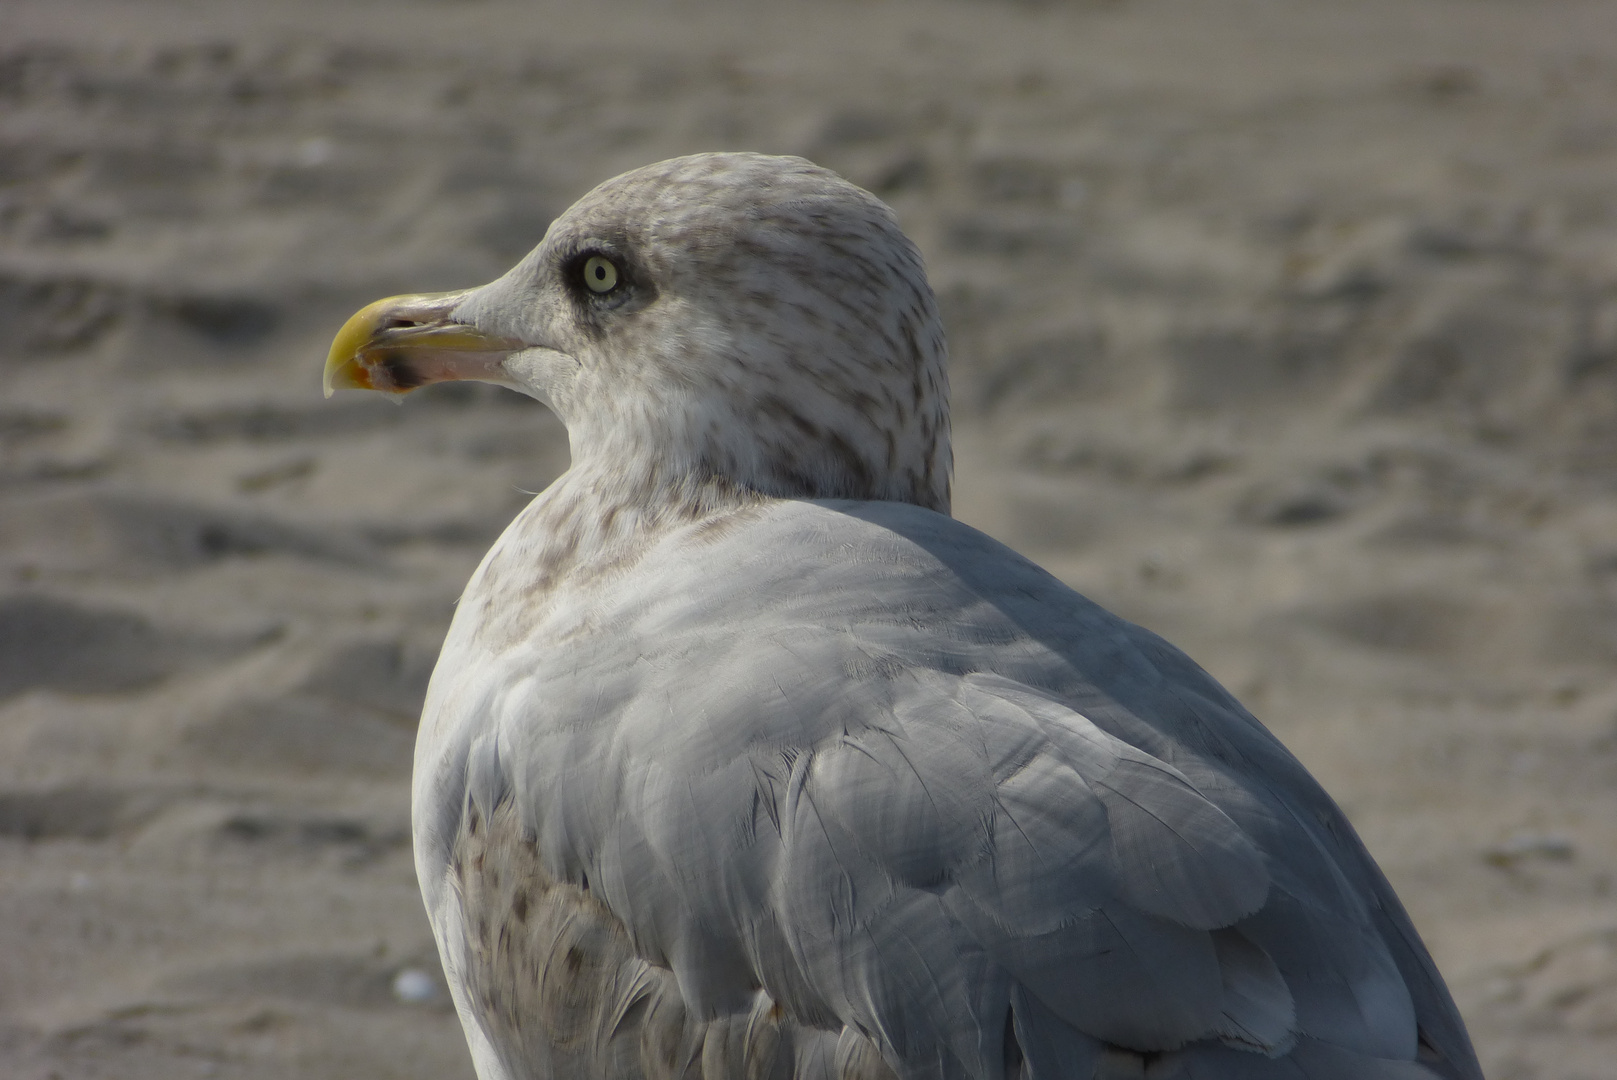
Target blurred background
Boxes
[2,1,1616,1077]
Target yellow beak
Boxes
[323,290,525,398]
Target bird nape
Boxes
[324,152,1483,1080]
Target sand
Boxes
[1,1,1615,1076]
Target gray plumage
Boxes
[331,153,1482,1080]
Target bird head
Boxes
[325,153,951,512]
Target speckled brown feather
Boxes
[449,798,896,1080]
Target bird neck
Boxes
[471,455,758,609]
[561,373,953,517]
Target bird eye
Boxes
[582,255,619,294]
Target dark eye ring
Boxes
[582,255,619,294]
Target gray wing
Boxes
[416,499,1481,1080]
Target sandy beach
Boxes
[2,1,1616,1076]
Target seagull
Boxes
[324,152,1482,1080]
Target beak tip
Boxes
[321,356,351,397]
